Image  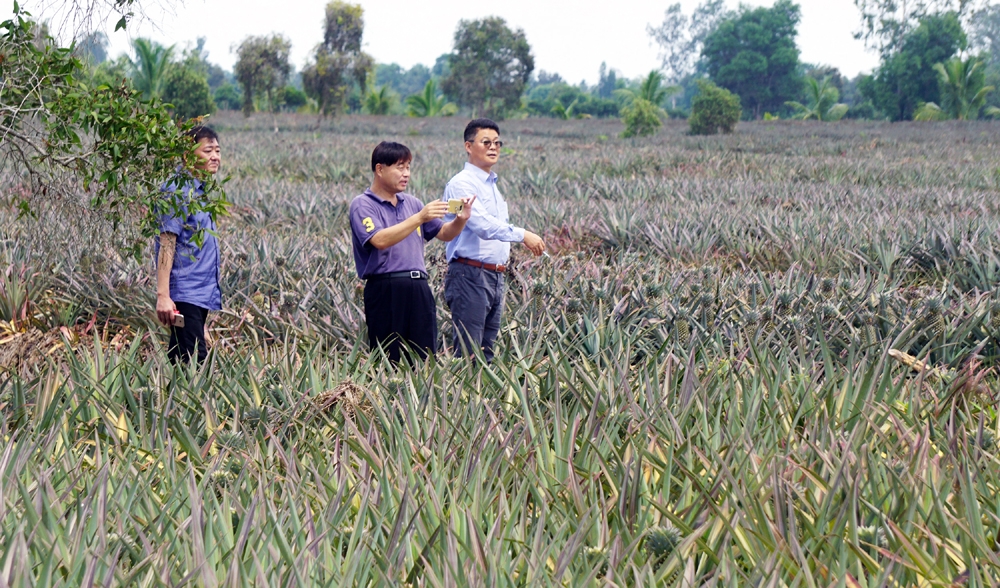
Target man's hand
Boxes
[420,200,449,222]
[456,196,476,221]
[157,295,177,326]
[523,231,546,256]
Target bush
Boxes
[162,65,216,120]
[620,98,663,138]
[280,85,308,111]
[213,83,242,111]
[689,80,741,135]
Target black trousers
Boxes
[363,276,437,363]
[168,301,210,365]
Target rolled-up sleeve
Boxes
[443,179,524,243]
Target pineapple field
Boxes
[3,112,1000,585]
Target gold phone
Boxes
[173,312,185,328]
[447,199,464,214]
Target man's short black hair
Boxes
[464,118,500,142]
[371,141,412,172]
[185,125,218,144]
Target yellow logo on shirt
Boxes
[417,226,421,237]
[363,217,375,233]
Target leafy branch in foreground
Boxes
[0,5,227,259]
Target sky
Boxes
[14,0,881,84]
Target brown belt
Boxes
[452,257,507,273]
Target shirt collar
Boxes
[364,188,407,205]
[464,161,498,184]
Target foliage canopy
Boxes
[701,0,802,119]
[301,1,373,117]
[162,61,216,120]
[0,5,226,258]
[861,12,966,121]
[234,34,292,116]
[441,17,534,119]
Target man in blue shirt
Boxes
[442,119,546,362]
[154,126,222,364]
[350,141,474,363]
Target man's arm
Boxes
[369,200,449,250]
[443,183,545,255]
[156,233,177,325]
[435,196,476,242]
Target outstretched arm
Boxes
[369,200,449,250]
[435,196,476,242]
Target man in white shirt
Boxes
[441,118,545,362]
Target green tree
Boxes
[616,70,679,109]
[648,0,730,83]
[854,0,986,58]
[915,56,995,120]
[362,84,396,115]
[786,76,848,120]
[234,34,291,116]
[301,2,373,117]
[861,12,966,121]
[441,17,534,118]
[406,79,456,117]
[213,82,242,111]
[701,0,802,119]
[621,99,663,137]
[280,85,308,111]
[130,38,174,99]
[0,5,226,258]
[375,63,432,98]
[689,79,741,134]
[162,62,216,120]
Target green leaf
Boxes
[114,16,127,31]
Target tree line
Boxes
[68,0,1000,129]
[649,0,1000,123]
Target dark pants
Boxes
[168,301,209,365]
[444,262,505,363]
[363,276,437,363]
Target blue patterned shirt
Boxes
[155,176,222,310]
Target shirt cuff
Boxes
[513,227,526,242]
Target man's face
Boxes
[376,159,411,193]
[193,137,221,174]
[465,128,501,169]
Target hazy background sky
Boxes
[14,0,881,83]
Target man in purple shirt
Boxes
[350,141,474,363]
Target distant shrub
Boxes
[162,65,216,120]
[621,98,663,138]
[689,80,741,135]
[213,83,242,111]
[280,85,308,111]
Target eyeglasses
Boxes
[475,140,504,149]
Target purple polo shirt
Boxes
[350,189,443,279]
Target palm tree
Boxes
[785,77,848,121]
[405,79,456,117]
[551,97,580,120]
[924,56,994,120]
[130,38,174,100]
[613,70,679,116]
[363,84,396,115]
